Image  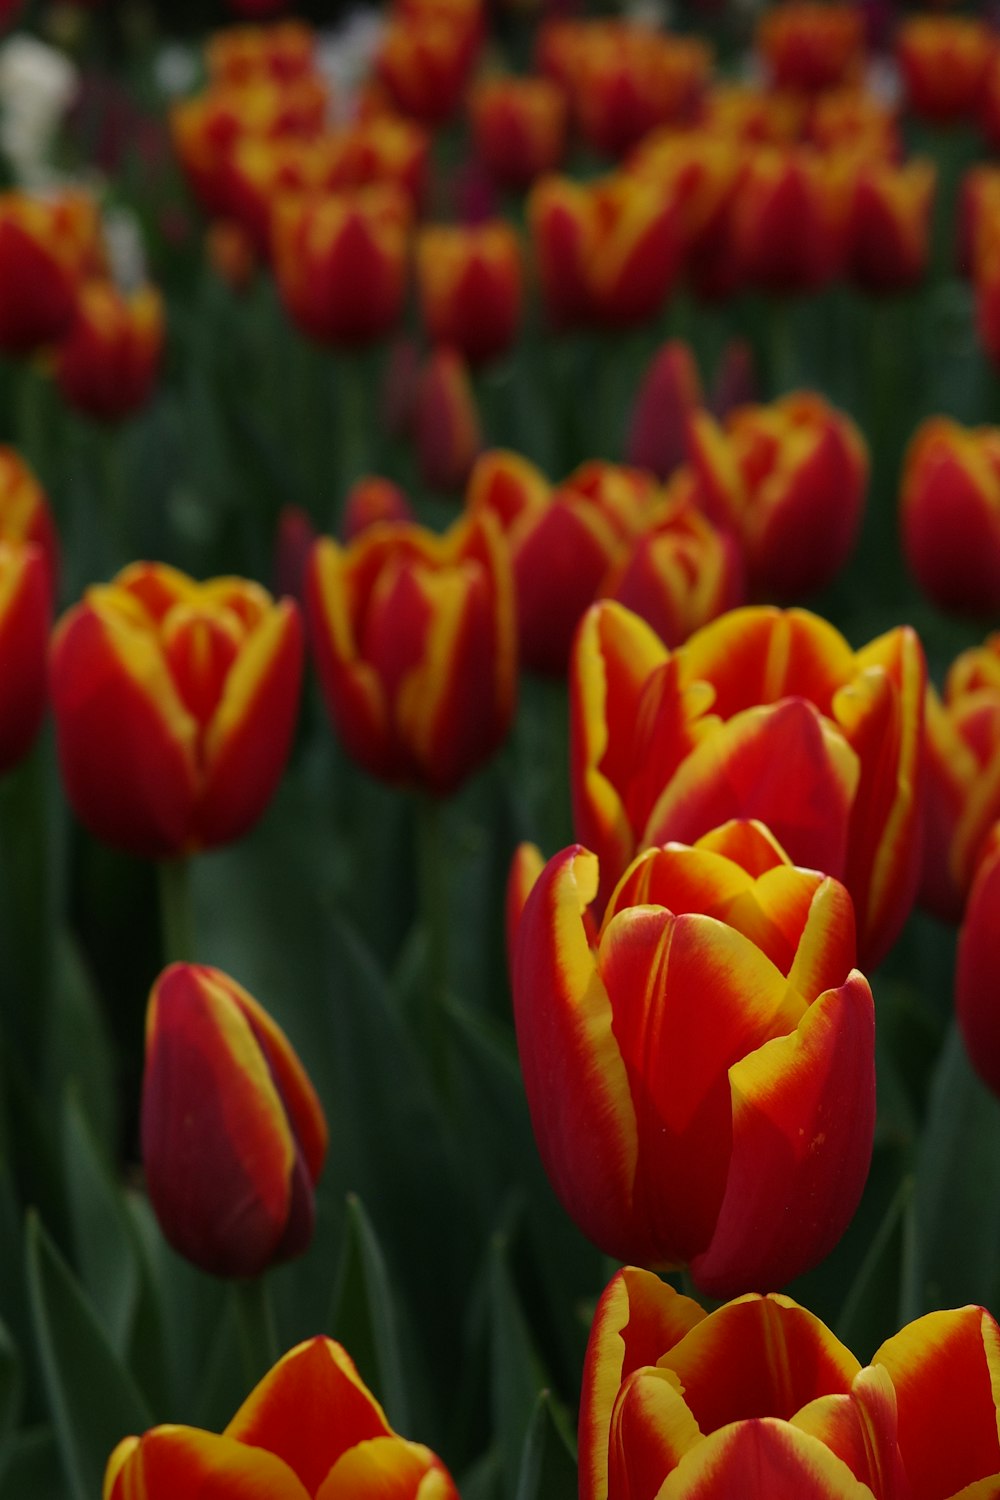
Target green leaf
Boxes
[514,1391,577,1500]
[329,1195,410,1433]
[47,939,118,1157]
[490,1238,550,1500]
[834,1175,913,1360]
[0,1427,64,1500]
[26,1213,152,1500]
[0,1317,21,1482]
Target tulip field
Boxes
[7,0,1000,1493]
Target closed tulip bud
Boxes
[709,337,757,418]
[901,418,1000,617]
[206,21,316,88]
[468,451,658,675]
[142,964,326,1278]
[921,635,1000,921]
[416,222,522,365]
[53,281,165,424]
[306,512,515,793]
[0,191,104,355]
[51,563,303,858]
[756,1,866,93]
[206,217,259,293]
[731,146,853,295]
[571,602,925,966]
[686,393,868,599]
[470,76,567,191]
[106,1336,460,1500]
[375,14,478,126]
[413,346,482,492]
[626,130,744,300]
[846,157,935,295]
[599,483,745,648]
[513,820,874,1292]
[625,339,703,480]
[272,186,411,348]
[571,27,712,159]
[897,16,995,126]
[582,1267,1000,1499]
[342,475,413,541]
[273,503,317,607]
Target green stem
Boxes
[157,857,196,965]
[234,1276,279,1389]
[767,296,797,396]
[417,794,449,1099]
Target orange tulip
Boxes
[272,186,411,346]
[50,563,303,858]
[142,963,327,1277]
[0,191,104,355]
[756,1,866,93]
[570,602,925,966]
[900,417,1000,617]
[54,281,165,423]
[306,513,515,792]
[106,1336,460,1499]
[512,822,874,1291]
[897,15,995,126]
[416,222,522,364]
[582,1267,1000,1498]
[469,75,567,191]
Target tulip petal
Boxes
[873,1307,1000,1500]
[691,972,875,1296]
[642,698,860,881]
[790,1365,904,1497]
[580,1268,707,1500]
[657,1418,876,1499]
[0,543,49,772]
[316,1436,457,1500]
[226,1338,393,1495]
[512,845,639,1257]
[601,908,808,1263]
[609,1368,702,1500]
[678,608,856,722]
[656,1297,860,1437]
[514,499,623,674]
[103,1425,310,1500]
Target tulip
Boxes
[205,21,316,87]
[469,76,567,191]
[512,820,874,1291]
[223,136,325,256]
[698,82,802,146]
[900,417,1000,617]
[599,483,744,648]
[980,56,1000,154]
[958,823,1000,1097]
[625,339,703,480]
[468,452,658,675]
[53,281,165,423]
[806,87,901,160]
[342,476,413,541]
[206,217,259,291]
[50,563,303,858]
[273,504,317,607]
[920,634,1000,922]
[626,130,744,300]
[106,1336,460,1499]
[529,171,681,329]
[0,542,51,774]
[141,963,326,1278]
[323,117,429,210]
[413,346,482,492]
[570,601,925,967]
[375,13,478,126]
[975,230,1000,371]
[685,393,868,599]
[0,191,104,355]
[730,146,851,294]
[958,164,1000,279]
[756,1,866,94]
[415,222,522,365]
[845,156,935,295]
[306,512,515,793]
[896,16,995,127]
[570,27,712,159]
[0,446,58,586]
[272,186,411,347]
[581,1267,1000,1499]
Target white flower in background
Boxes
[153,42,200,101]
[622,0,670,30]
[316,9,385,123]
[103,205,148,293]
[0,33,78,186]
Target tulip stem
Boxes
[234,1276,280,1388]
[417,795,450,1101]
[158,857,196,965]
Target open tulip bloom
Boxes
[582,1266,1000,1498]
[511,819,875,1295]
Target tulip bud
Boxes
[413,346,482,492]
[845,158,935,297]
[0,190,104,355]
[514,821,874,1293]
[0,542,51,774]
[53,281,165,423]
[375,13,479,126]
[896,16,995,126]
[901,418,1000,617]
[730,146,852,295]
[142,963,327,1278]
[416,221,522,365]
[341,476,413,541]
[469,75,567,191]
[756,1,866,93]
[273,503,317,607]
[625,339,702,480]
[51,563,303,858]
[106,1336,460,1499]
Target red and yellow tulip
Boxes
[756,1,866,94]
[730,146,851,294]
[413,346,482,492]
[958,823,1000,1097]
[50,563,303,858]
[141,963,326,1278]
[205,19,317,87]
[415,221,522,365]
[0,191,105,355]
[469,76,567,191]
[845,156,935,295]
[901,418,1000,616]
[896,15,995,126]
[53,281,165,423]
[511,820,874,1292]
[106,1335,459,1498]
[581,1266,1000,1498]
[306,513,515,793]
[570,602,925,966]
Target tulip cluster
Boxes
[584,1267,1000,1497]
[107,1336,460,1498]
